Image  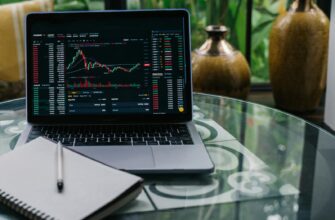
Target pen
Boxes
[57,141,64,192]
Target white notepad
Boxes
[0,137,143,220]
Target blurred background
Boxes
[0,0,332,131]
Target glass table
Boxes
[0,93,334,220]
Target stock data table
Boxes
[0,93,335,220]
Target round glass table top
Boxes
[0,93,334,220]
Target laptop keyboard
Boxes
[27,124,194,146]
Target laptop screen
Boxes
[26,10,192,123]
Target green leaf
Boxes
[54,1,89,11]
[252,19,273,51]
[0,0,23,5]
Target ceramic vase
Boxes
[192,25,251,100]
[269,0,329,112]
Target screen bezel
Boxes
[26,10,193,124]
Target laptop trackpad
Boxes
[70,146,155,170]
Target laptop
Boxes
[16,10,214,174]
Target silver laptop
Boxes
[17,10,214,174]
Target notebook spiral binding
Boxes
[0,189,56,220]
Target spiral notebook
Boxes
[0,137,143,220]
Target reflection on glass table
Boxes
[0,93,334,220]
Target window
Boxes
[122,0,330,86]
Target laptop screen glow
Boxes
[29,14,188,116]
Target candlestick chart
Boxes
[66,49,141,75]
[65,41,145,89]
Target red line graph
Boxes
[66,49,141,74]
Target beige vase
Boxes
[269,0,329,112]
[192,25,251,100]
